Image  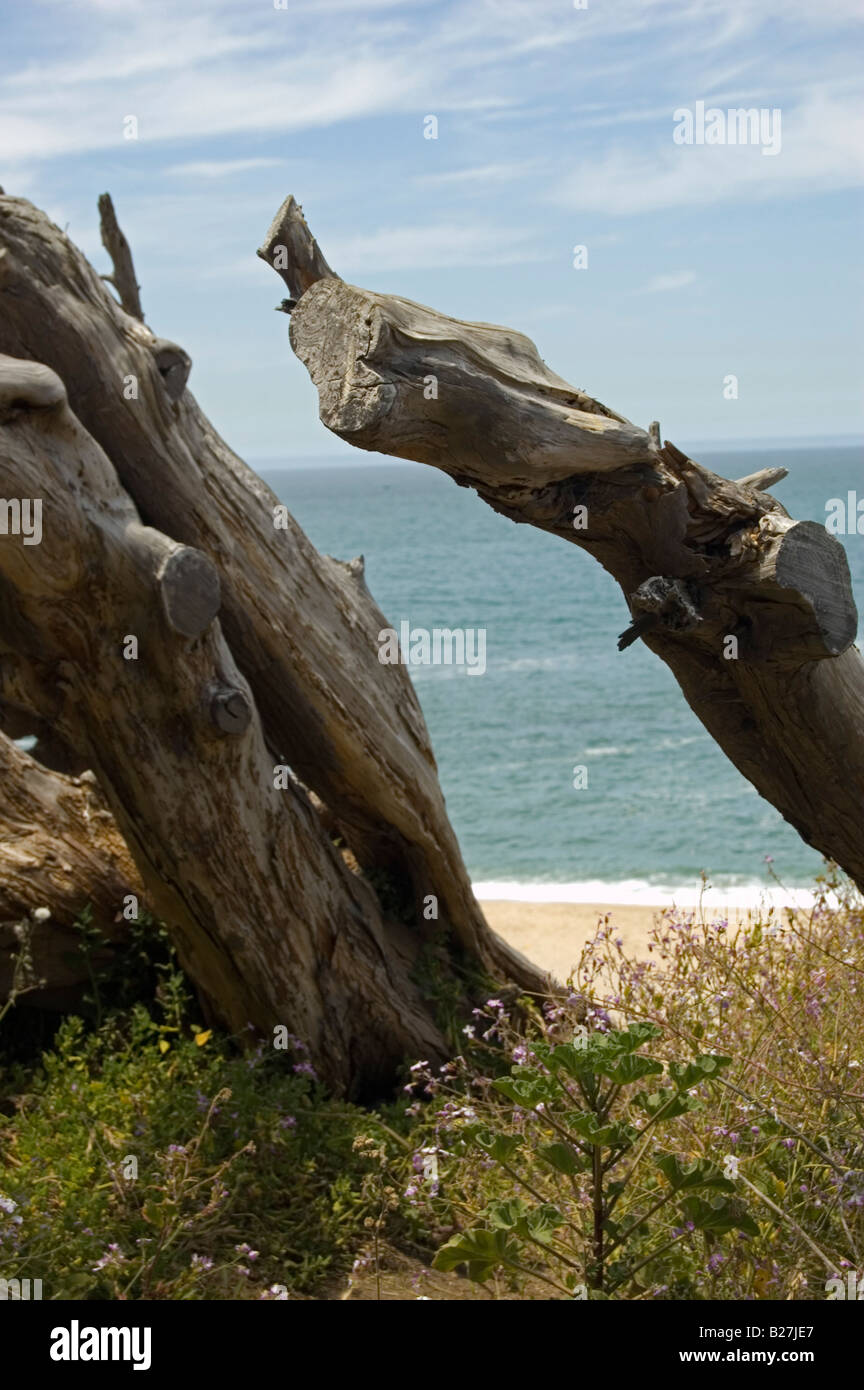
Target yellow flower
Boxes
[194,1030,212,1047]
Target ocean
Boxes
[263,446,863,907]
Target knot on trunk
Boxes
[209,685,253,735]
[150,338,191,401]
[618,576,701,651]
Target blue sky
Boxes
[1,0,862,462]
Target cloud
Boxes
[166,158,285,179]
[0,0,522,169]
[634,270,698,294]
[552,90,864,215]
[327,222,545,271]
[2,0,862,235]
[0,58,420,164]
[415,161,540,188]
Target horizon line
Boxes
[249,435,864,471]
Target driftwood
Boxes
[262,196,864,892]
[0,193,546,1092]
[0,350,452,1085]
[0,733,140,1008]
[0,195,539,995]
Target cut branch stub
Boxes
[257,194,339,302]
[157,544,222,638]
[768,520,857,658]
[0,355,66,416]
[209,685,253,735]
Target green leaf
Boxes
[568,1113,638,1150]
[433,1226,522,1281]
[668,1054,732,1092]
[475,1129,523,1163]
[481,1198,564,1245]
[544,1041,603,1078]
[539,1141,584,1175]
[544,1024,661,1080]
[525,1203,565,1243]
[558,1028,666,1078]
[680,1194,759,1237]
[599,1054,664,1085]
[492,1075,561,1108]
[656,1153,735,1193]
[483,1197,530,1230]
[615,1021,663,1052]
[633,1087,700,1121]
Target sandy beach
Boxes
[480,900,661,982]
[481,898,784,984]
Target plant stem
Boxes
[608,1231,685,1295]
[735,1172,841,1274]
[591,1144,604,1291]
[605,1185,681,1258]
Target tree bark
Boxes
[0,193,542,1013]
[0,732,140,1009]
[264,197,864,892]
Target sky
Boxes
[1,0,862,463]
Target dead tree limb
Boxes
[267,199,864,892]
[98,192,144,321]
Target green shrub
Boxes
[401,868,864,1300]
[3,868,862,1301]
[0,919,414,1300]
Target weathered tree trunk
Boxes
[262,197,864,892]
[0,732,140,1008]
[0,193,547,1094]
[0,352,450,1087]
[0,194,541,1008]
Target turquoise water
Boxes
[264,447,863,899]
